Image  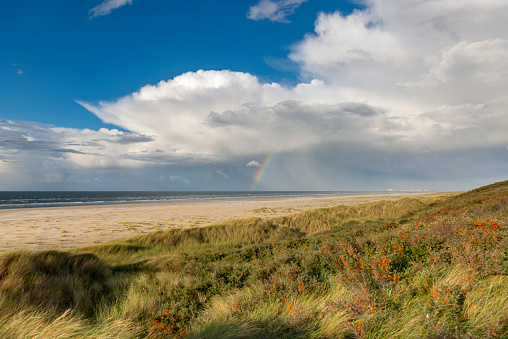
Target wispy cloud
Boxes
[247,0,307,23]
[11,63,24,76]
[0,118,157,168]
[89,0,132,19]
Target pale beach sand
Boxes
[0,193,436,251]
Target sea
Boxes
[0,191,402,209]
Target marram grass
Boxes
[1,182,508,338]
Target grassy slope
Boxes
[0,184,507,338]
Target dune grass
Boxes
[1,183,507,337]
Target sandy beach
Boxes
[0,193,434,252]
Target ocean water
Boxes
[0,191,391,209]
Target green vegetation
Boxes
[1,182,507,338]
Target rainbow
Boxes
[251,154,274,190]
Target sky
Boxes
[1,0,508,191]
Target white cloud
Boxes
[79,71,409,159]
[79,63,508,164]
[89,0,132,19]
[247,160,261,167]
[247,0,307,23]
[402,39,508,98]
[290,9,401,68]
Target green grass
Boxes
[1,183,507,338]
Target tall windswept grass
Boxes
[0,308,139,339]
[271,197,427,234]
[0,251,113,317]
[2,181,508,337]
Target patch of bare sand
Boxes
[0,193,436,251]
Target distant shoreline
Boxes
[0,190,433,210]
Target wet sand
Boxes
[0,193,433,251]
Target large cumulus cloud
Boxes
[79,70,404,158]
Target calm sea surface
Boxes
[0,191,399,209]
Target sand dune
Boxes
[0,193,432,251]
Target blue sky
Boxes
[1,0,353,128]
[1,0,508,191]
